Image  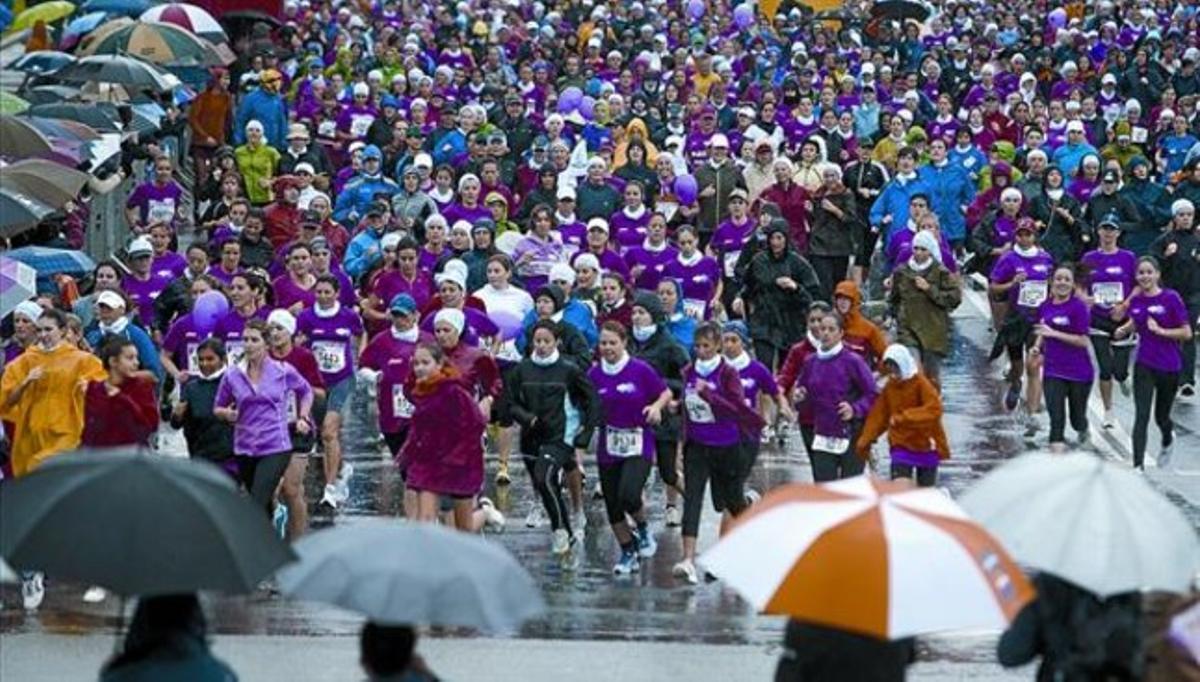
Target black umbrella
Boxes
[25,103,123,132]
[870,0,931,22]
[52,54,174,92]
[0,449,295,596]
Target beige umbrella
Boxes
[0,115,55,157]
[0,160,91,207]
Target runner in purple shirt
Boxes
[125,157,185,232]
[121,237,172,331]
[1114,257,1194,469]
[159,276,219,384]
[1033,265,1094,451]
[989,221,1056,418]
[272,243,319,315]
[418,216,452,275]
[664,226,723,321]
[623,214,678,294]
[212,273,269,365]
[1081,219,1138,427]
[148,224,187,280]
[207,239,243,287]
[571,219,631,280]
[609,182,653,250]
[586,321,671,577]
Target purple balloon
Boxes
[560,86,583,111]
[191,291,229,336]
[489,309,525,341]
[733,3,754,29]
[687,0,705,19]
[675,174,699,205]
[1048,8,1067,29]
[579,96,596,120]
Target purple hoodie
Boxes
[795,347,877,441]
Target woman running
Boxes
[296,275,364,510]
[793,312,878,482]
[505,319,599,557]
[720,321,790,486]
[587,321,672,575]
[214,320,315,517]
[212,273,269,365]
[170,338,234,468]
[664,225,722,321]
[1114,257,1193,469]
[81,336,160,449]
[888,230,961,386]
[1081,214,1137,428]
[778,302,834,456]
[1033,264,1094,451]
[856,345,949,487]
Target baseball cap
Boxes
[557,185,577,201]
[1102,170,1119,183]
[294,162,315,175]
[708,133,730,149]
[389,293,418,315]
[1066,120,1085,133]
[587,217,610,233]
[366,200,389,216]
[128,237,153,256]
[1097,211,1122,229]
[729,188,749,202]
[96,290,126,309]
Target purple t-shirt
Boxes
[126,181,184,227]
[555,223,587,256]
[990,250,1055,318]
[587,357,668,467]
[624,243,679,293]
[441,203,492,228]
[609,209,652,250]
[664,255,722,320]
[1128,288,1189,373]
[296,304,364,385]
[733,357,778,410]
[162,313,206,374]
[152,251,188,281]
[212,307,269,364]
[682,361,742,447]
[122,272,172,328]
[273,275,317,312]
[418,245,452,275]
[372,270,434,314]
[1037,296,1094,383]
[1081,248,1137,325]
[572,249,630,280]
[207,265,242,286]
[710,218,754,279]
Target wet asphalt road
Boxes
[2,300,1196,671]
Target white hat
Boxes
[12,300,43,322]
[573,253,601,272]
[911,230,942,264]
[738,106,756,118]
[353,82,370,97]
[294,162,316,175]
[433,308,466,334]
[548,263,576,286]
[435,259,468,290]
[587,217,609,233]
[1000,187,1023,203]
[128,236,153,255]
[245,119,264,134]
[450,220,473,235]
[1173,199,1195,216]
[381,232,402,250]
[708,133,729,148]
[96,290,126,309]
[557,185,576,200]
[1101,72,1117,84]
[414,152,433,169]
[267,308,297,336]
[1066,120,1085,133]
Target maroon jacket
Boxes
[759,181,811,254]
[81,378,160,448]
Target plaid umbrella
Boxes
[78,20,229,66]
[0,257,39,320]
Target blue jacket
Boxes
[948,145,988,181]
[343,228,385,281]
[1051,141,1099,177]
[433,128,467,167]
[85,322,164,386]
[234,89,288,151]
[518,298,598,351]
[869,174,932,241]
[332,173,399,224]
[918,162,976,242]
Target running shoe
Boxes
[1023,415,1040,438]
[1159,439,1175,468]
[478,497,506,533]
[613,549,640,575]
[1103,410,1117,429]
[664,505,681,527]
[22,572,44,611]
[744,488,762,507]
[525,504,545,528]
[551,529,571,556]
[82,586,107,603]
[636,527,658,558]
[1180,384,1196,399]
[339,461,354,483]
[1003,385,1021,412]
[319,483,339,510]
[672,559,699,585]
[495,461,511,486]
[760,426,775,445]
[272,503,289,539]
[1077,429,1091,449]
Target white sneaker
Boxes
[1159,440,1175,469]
[672,559,699,585]
[524,504,545,528]
[22,573,44,611]
[478,497,506,532]
[744,488,761,507]
[551,529,571,555]
[760,427,774,445]
[1103,410,1117,429]
[591,481,604,500]
[82,586,107,603]
[319,483,339,510]
[571,512,587,543]
[664,505,682,527]
[339,461,354,482]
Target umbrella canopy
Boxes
[5,246,96,292]
[78,20,229,66]
[52,54,174,91]
[81,0,152,17]
[140,3,225,41]
[0,450,296,596]
[22,115,102,141]
[0,159,90,206]
[25,102,122,131]
[0,114,55,156]
[0,91,29,114]
[701,476,1034,640]
[279,521,545,632]
[0,256,39,320]
[10,1,77,31]
[60,10,110,48]
[9,50,76,75]
[20,84,83,105]
[960,453,1200,597]
[870,0,931,22]
[0,188,56,237]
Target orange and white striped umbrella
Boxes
[701,476,1034,640]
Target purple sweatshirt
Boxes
[587,356,668,467]
[665,254,722,320]
[296,303,364,385]
[624,242,679,293]
[796,347,877,441]
[215,358,313,456]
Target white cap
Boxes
[708,133,729,148]
[294,162,316,175]
[450,220,473,235]
[96,290,126,309]
[12,300,43,322]
[433,307,465,334]
[1101,72,1117,84]
[245,119,264,134]
[573,253,600,272]
[128,236,153,255]
[548,263,576,286]
[267,308,297,336]
[414,152,433,169]
[1173,199,1195,216]
[381,232,402,250]
[556,185,576,200]
[434,259,468,290]
[1066,120,1085,133]
[353,82,370,97]
[586,217,609,233]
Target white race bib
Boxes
[812,434,850,453]
[723,250,741,278]
[496,339,521,363]
[1018,280,1048,308]
[226,340,246,365]
[286,391,298,423]
[318,120,337,137]
[313,340,347,374]
[350,114,374,137]
[605,427,643,458]
[391,384,415,418]
[658,201,679,221]
[185,342,200,374]
[147,198,175,225]
[684,389,716,424]
[683,298,707,320]
[1091,281,1123,307]
[1131,126,1148,143]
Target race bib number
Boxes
[658,201,679,222]
[496,339,521,363]
[812,434,850,453]
[313,341,346,374]
[606,427,644,458]
[1131,126,1148,143]
[1091,281,1123,307]
[682,298,707,320]
[684,390,716,424]
[226,340,245,365]
[185,342,200,374]
[147,198,175,225]
[286,391,298,423]
[350,114,374,137]
[723,250,741,278]
[523,259,554,277]
[391,384,415,419]
[1018,280,1048,308]
[318,120,337,137]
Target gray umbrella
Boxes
[278,521,544,632]
[0,188,56,234]
[25,103,122,132]
[0,449,296,596]
[52,54,174,92]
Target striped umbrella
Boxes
[0,257,39,320]
[78,20,228,66]
[140,3,226,42]
[701,476,1034,640]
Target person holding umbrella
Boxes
[214,320,315,518]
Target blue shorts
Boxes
[325,374,357,413]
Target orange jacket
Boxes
[834,280,888,368]
[855,372,950,460]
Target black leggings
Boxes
[1183,305,1199,387]
[1132,364,1177,468]
[809,255,850,303]
[754,340,785,373]
[655,438,679,490]
[808,426,863,482]
[383,428,409,457]
[1043,377,1092,444]
[682,442,747,538]
[524,443,574,534]
[599,456,652,525]
[1090,322,1133,383]
[236,452,292,518]
[891,463,938,487]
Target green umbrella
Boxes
[0,91,30,115]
